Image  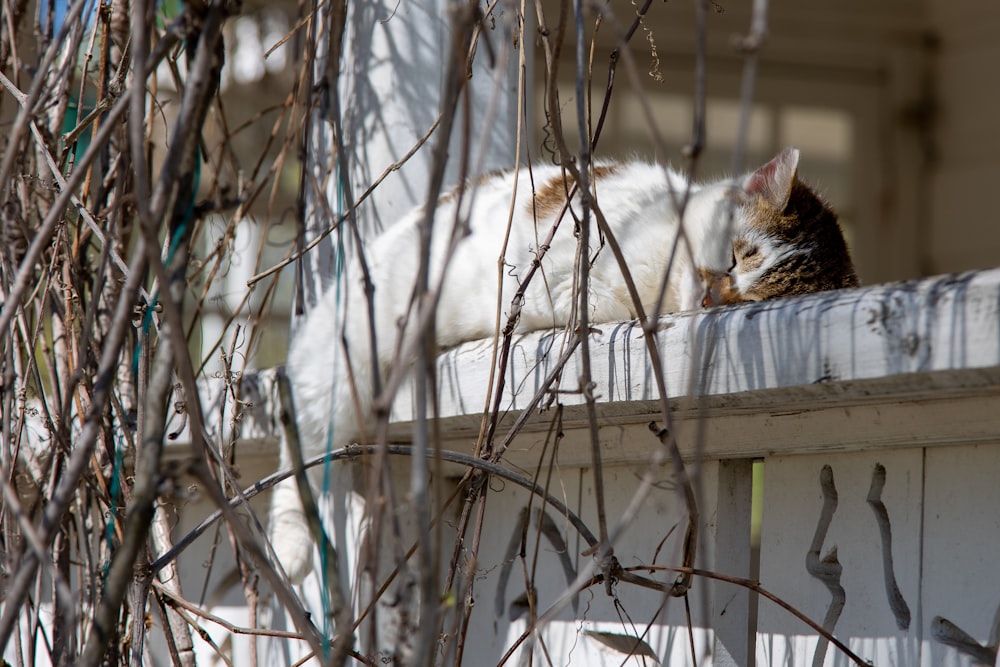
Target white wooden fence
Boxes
[170,267,1000,666]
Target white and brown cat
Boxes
[271,146,858,583]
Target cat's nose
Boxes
[701,270,739,308]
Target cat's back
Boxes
[295,160,692,354]
[455,160,687,259]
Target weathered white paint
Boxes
[921,444,1000,667]
[713,459,755,666]
[157,268,1000,665]
[453,463,722,665]
[756,444,1000,667]
[182,269,1000,459]
[389,269,1000,455]
[757,449,923,666]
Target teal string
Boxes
[113,154,200,575]
[317,166,349,648]
[62,95,93,169]
[101,431,126,577]
[131,154,200,377]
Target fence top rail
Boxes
[152,268,1000,464]
[388,268,1000,462]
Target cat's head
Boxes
[706,147,859,307]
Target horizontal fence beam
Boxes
[156,269,1000,464]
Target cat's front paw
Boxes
[269,507,315,585]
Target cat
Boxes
[270,146,858,583]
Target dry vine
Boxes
[0,0,869,665]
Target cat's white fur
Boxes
[273,153,793,583]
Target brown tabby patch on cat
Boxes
[742,181,858,301]
[731,238,765,273]
[722,147,859,304]
[529,164,621,219]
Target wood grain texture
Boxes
[387,268,1000,464]
[159,269,1000,465]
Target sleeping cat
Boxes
[271,146,858,583]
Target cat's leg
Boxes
[270,325,373,584]
[675,262,706,312]
[268,441,317,584]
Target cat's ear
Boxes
[743,147,799,211]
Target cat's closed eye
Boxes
[733,242,766,273]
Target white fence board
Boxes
[921,444,1000,667]
[460,462,722,665]
[757,444,1000,667]
[757,449,923,666]
[390,269,1000,463]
